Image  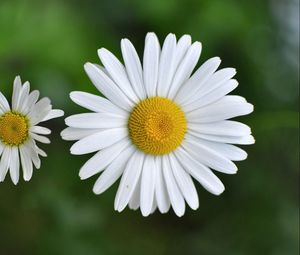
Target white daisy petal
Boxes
[23,90,40,115]
[27,139,41,169]
[129,176,141,210]
[182,79,238,111]
[0,143,4,155]
[190,132,255,145]
[188,120,251,137]
[183,137,238,174]
[192,138,248,161]
[162,155,185,217]
[42,109,64,122]
[30,133,51,144]
[187,96,254,122]
[65,113,126,129]
[175,57,221,104]
[94,64,110,76]
[169,153,199,210]
[36,146,47,157]
[184,67,236,106]
[157,33,177,97]
[173,34,192,69]
[61,127,103,141]
[127,185,141,212]
[9,147,20,185]
[19,145,33,181]
[150,198,157,214]
[16,81,30,112]
[98,48,139,103]
[30,126,51,135]
[12,76,22,111]
[28,97,51,125]
[155,156,171,214]
[0,91,10,113]
[195,68,236,97]
[93,145,135,194]
[114,150,145,212]
[121,39,146,99]
[175,147,225,195]
[143,32,160,97]
[168,41,202,99]
[84,62,133,111]
[71,128,128,155]
[79,138,130,179]
[140,155,156,216]
[0,147,11,182]
[70,91,126,116]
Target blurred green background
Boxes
[0,0,299,254]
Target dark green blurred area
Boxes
[0,0,299,254]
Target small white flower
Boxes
[0,76,64,184]
[62,33,254,217]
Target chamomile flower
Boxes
[62,33,254,216]
[0,76,64,184]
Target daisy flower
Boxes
[0,76,64,184]
[62,33,254,217]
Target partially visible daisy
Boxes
[0,76,64,184]
[62,33,254,217]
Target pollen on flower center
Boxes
[128,97,187,155]
[0,112,29,146]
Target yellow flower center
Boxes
[0,112,29,146]
[128,97,187,155]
